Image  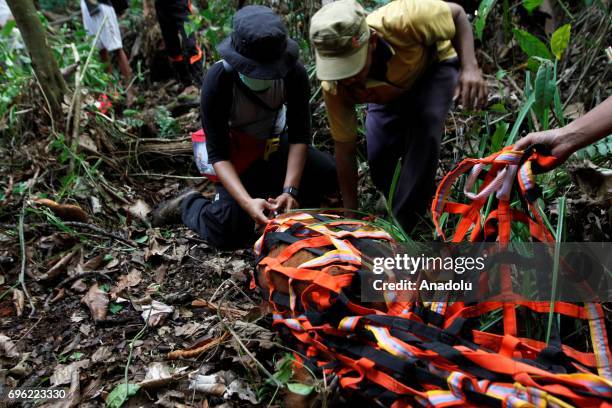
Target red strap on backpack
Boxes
[191,128,268,182]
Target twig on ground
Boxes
[209,278,255,305]
[123,321,149,397]
[216,289,280,387]
[18,200,36,317]
[192,298,248,318]
[130,173,206,180]
[0,222,136,247]
[167,332,230,360]
[62,221,137,247]
[14,316,43,345]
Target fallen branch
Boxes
[167,332,229,360]
[0,222,136,247]
[130,173,206,180]
[18,200,36,317]
[192,298,247,318]
[127,137,193,157]
[62,222,137,247]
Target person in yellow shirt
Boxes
[310,0,486,231]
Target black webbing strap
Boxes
[422,341,500,381]
[534,346,573,374]
[360,315,471,348]
[262,231,326,257]
[326,339,417,375]
[325,338,504,407]
[413,304,445,327]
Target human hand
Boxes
[272,193,299,213]
[245,198,275,225]
[514,128,575,169]
[455,66,487,110]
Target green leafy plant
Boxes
[106,383,140,408]
[474,0,497,41]
[575,135,612,160]
[257,353,316,403]
[533,58,556,129]
[550,24,572,60]
[545,196,566,344]
[109,302,124,314]
[513,29,553,60]
[154,106,179,138]
[0,21,32,121]
[491,121,509,152]
[522,0,544,12]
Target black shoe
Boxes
[150,188,200,227]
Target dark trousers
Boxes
[181,140,338,249]
[365,58,459,231]
[154,0,203,82]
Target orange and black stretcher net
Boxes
[254,146,611,407]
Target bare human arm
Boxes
[274,143,308,212]
[514,96,612,168]
[447,2,487,109]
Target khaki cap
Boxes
[309,0,370,81]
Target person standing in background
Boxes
[154,0,204,87]
[310,0,486,232]
[80,0,133,101]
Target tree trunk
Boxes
[6,0,67,121]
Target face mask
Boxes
[239,73,273,92]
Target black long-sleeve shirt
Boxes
[200,61,311,164]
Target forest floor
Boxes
[0,1,611,407]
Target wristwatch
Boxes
[282,186,299,198]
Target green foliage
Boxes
[0,22,31,122]
[491,122,509,152]
[551,24,571,60]
[287,383,315,396]
[122,109,145,128]
[0,9,114,127]
[506,92,535,145]
[522,0,543,12]
[575,135,612,160]
[185,1,233,61]
[106,383,140,408]
[474,0,497,41]
[37,0,71,11]
[257,353,316,403]
[109,302,124,314]
[513,29,553,60]
[154,106,179,138]
[134,235,149,244]
[53,25,113,94]
[533,59,556,127]
[545,196,566,344]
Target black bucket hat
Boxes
[217,5,299,80]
